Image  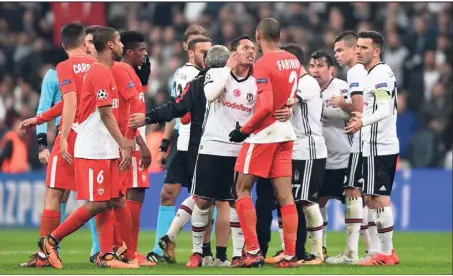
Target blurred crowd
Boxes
[0,2,451,171]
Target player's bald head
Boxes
[93,27,118,53]
[256,18,281,42]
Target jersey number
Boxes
[292,183,301,199]
[89,169,104,184]
[172,82,184,97]
[287,71,298,105]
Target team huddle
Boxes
[19,17,400,269]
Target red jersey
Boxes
[242,51,299,143]
[74,63,120,159]
[56,55,96,130]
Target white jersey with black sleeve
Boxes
[171,63,200,151]
[361,63,399,157]
[200,67,257,157]
[322,78,353,169]
[347,63,367,153]
[291,74,327,160]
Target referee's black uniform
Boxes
[145,69,208,177]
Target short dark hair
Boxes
[85,25,103,36]
[187,37,212,51]
[184,25,209,42]
[257,18,280,41]
[93,27,118,53]
[310,50,334,67]
[334,31,358,46]
[358,31,384,49]
[231,35,253,51]
[281,43,304,64]
[120,31,146,51]
[61,22,85,49]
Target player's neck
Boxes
[97,52,114,68]
[300,67,307,77]
[320,77,334,91]
[233,65,250,78]
[121,57,133,67]
[346,57,359,69]
[365,58,381,71]
[66,48,86,57]
[260,42,280,55]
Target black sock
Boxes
[216,246,227,262]
[202,242,212,257]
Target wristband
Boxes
[159,139,171,152]
[37,133,48,147]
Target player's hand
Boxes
[134,57,151,86]
[60,138,73,164]
[139,144,152,170]
[38,148,50,165]
[274,107,292,122]
[229,122,249,143]
[129,113,146,129]
[19,117,38,134]
[157,151,168,168]
[344,116,363,134]
[119,147,132,171]
[350,111,363,119]
[330,95,345,109]
[226,52,240,70]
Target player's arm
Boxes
[241,66,274,134]
[361,87,391,126]
[204,67,230,102]
[114,68,140,139]
[36,101,63,124]
[56,63,77,142]
[36,69,58,147]
[339,70,365,113]
[324,85,351,120]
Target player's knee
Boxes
[194,197,211,210]
[344,187,361,198]
[275,192,294,206]
[364,195,373,208]
[371,195,390,209]
[127,188,145,203]
[44,188,65,210]
[160,184,180,205]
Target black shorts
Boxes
[164,150,192,189]
[319,168,348,200]
[344,152,364,189]
[191,154,236,201]
[292,159,326,203]
[363,154,398,196]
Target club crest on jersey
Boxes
[294,169,300,181]
[97,89,108,100]
[126,82,135,88]
[98,187,104,196]
[375,82,387,89]
[246,92,254,103]
[233,89,241,97]
[350,82,359,88]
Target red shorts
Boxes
[74,158,119,202]
[128,151,150,189]
[235,141,294,179]
[45,130,77,191]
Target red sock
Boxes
[127,199,142,255]
[40,209,61,237]
[280,204,298,257]
[235,197,259,252]
[51,206,90,242]
[95,209,114,256]
[113,221,123,249]
[114,205,135,260]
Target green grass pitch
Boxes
[0,229,451,274]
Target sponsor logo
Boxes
[61,79,72,86]
[257,78,268,83]
[375,82,387,89]
[97,89,108,100]
[220,100,252,112]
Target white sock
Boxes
[367,208,380,254]
[191,204,210,254]
[304,203,324,260]
[344,197,363,259]
[167,196,195,242]
[320,207,328,248]
[230,207,244,258]
[278,215,285,251]
[361,205,370,252]
[376,206,394,255]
